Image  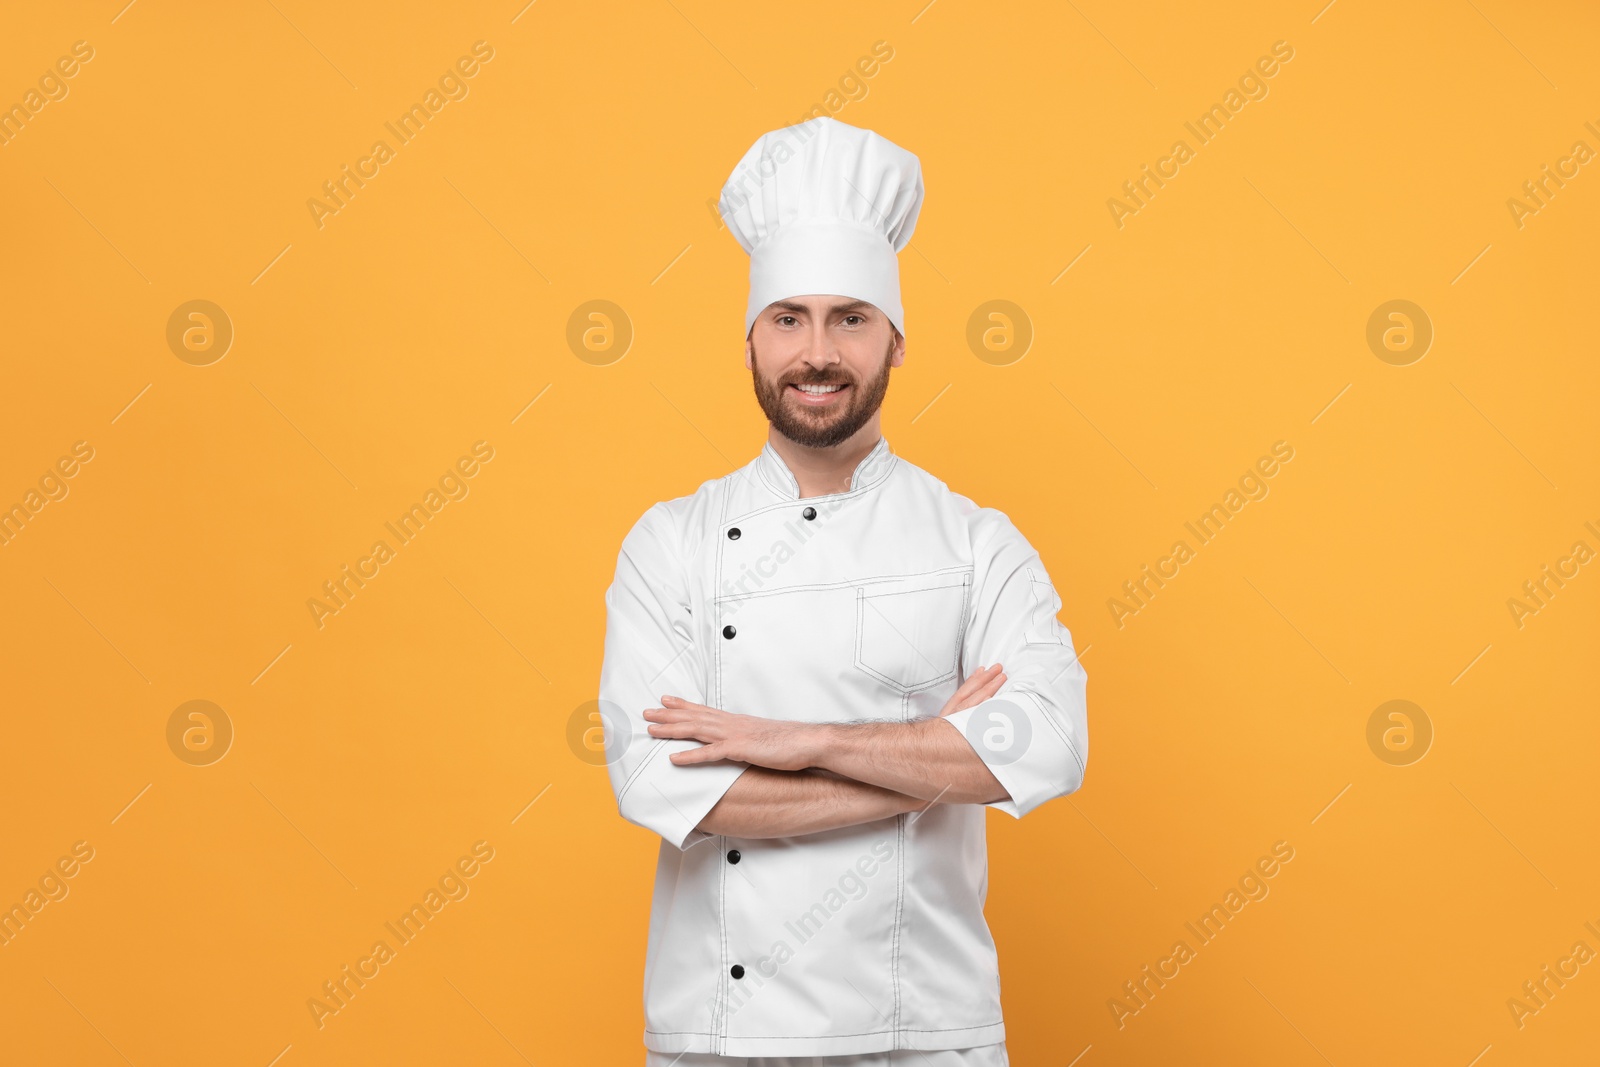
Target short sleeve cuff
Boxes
[943,694,1084,819]
[617,744,749,850]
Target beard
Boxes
[750,336,896,449]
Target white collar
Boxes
[753,435,897,501]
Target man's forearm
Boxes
[695,766,925,839]
[647,670,1012,811]
[804,717,1009,805]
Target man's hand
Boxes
[938,663,1007,717]
[646,663,1007,773]
[644,697,821,770]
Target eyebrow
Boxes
[768,299,874,316]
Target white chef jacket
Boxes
[600,435,1089,1057]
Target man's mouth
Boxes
[787,382,850,406]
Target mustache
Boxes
[782,370,853,386]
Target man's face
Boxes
[746,296,905,449]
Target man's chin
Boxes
[773,410,863,448]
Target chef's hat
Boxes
[719,116,924,338]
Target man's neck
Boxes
[767,417,882,499]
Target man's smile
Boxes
[787,381,851,407]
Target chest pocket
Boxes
[853,569,973,693]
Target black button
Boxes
[722,624,736,639]
[730,965,745,979]
[727,527,741,540]
[727,849,741,864]
[802,506,816,520]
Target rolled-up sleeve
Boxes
[942,508,1088,818]
[600,503,747,850]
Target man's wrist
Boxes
[797,721,839,770]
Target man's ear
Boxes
[890,327,906,368]
[744,332,754,370]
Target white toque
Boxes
[718,116,924,338]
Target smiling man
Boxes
[599,116,1089,1066]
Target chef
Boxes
[599,116,1089,1065]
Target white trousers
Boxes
[646,1045,1009,1066]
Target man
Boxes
[599,116,1089,1065]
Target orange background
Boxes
[2,1,1597,1064]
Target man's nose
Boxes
[800,324,839,369]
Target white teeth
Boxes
[795,383,845,394]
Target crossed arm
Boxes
[643,664,1012,839]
